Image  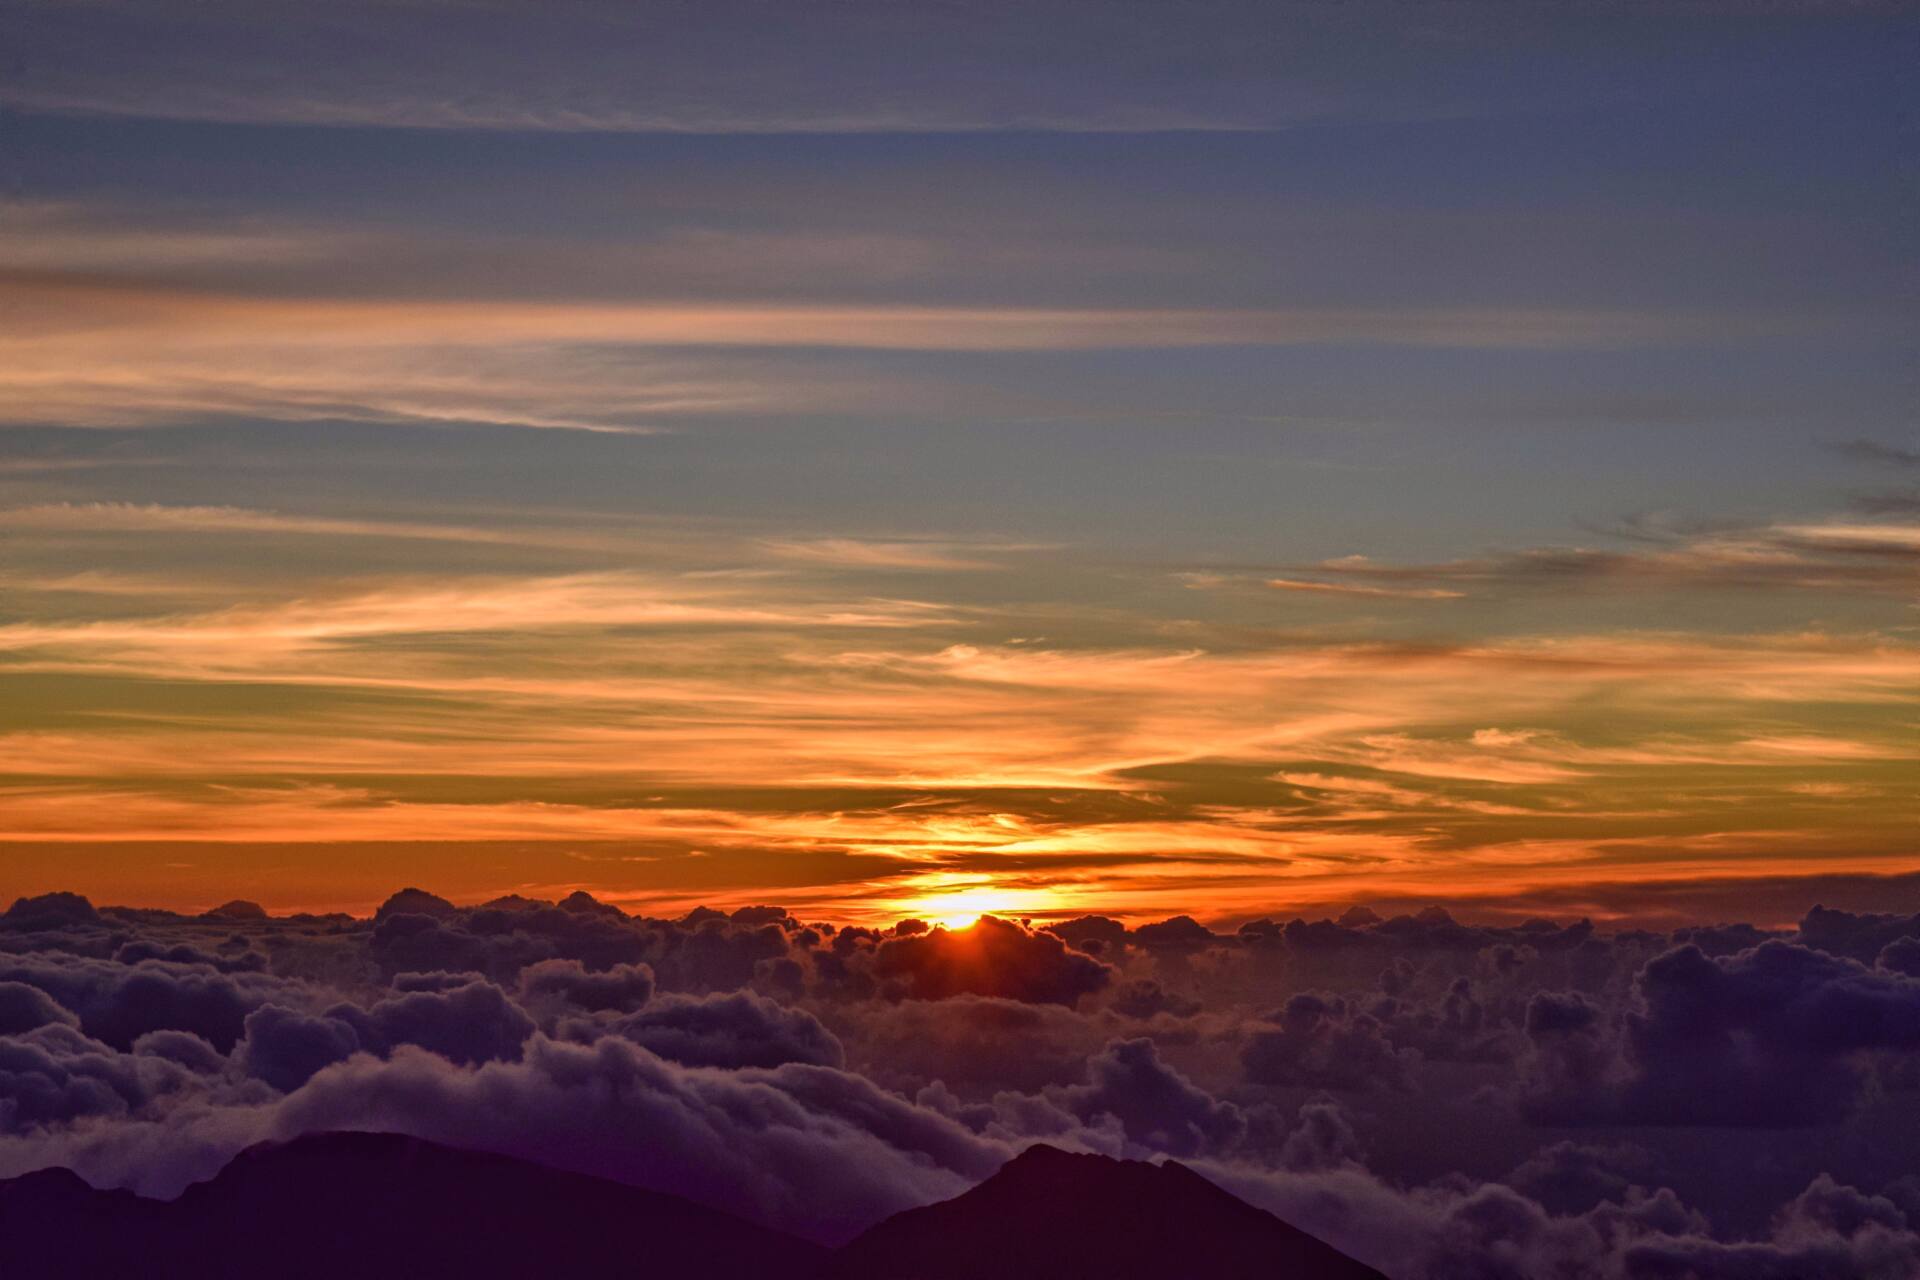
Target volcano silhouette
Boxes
[827,1143,1387,1279]
[0,1133,1387,1279]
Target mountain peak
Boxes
[828,1144,1386,1279]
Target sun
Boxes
[908,886,1032,931]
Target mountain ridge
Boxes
[0,1130,1387,1279]
[829,1141,1388,1279]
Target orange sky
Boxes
[4,514,1915,922]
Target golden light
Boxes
[903,885,1042,931]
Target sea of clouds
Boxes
[3,887,1919,1278]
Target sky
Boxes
[1,0,1916,923]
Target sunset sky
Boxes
[3,0,1915,923]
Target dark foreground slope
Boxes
[0,1133,1386,1280]
[828,1143,1388,1280]
[0,1130,822,1279]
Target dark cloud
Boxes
[1619,1206,1920,1280]
[1504,1141,1654,1216]
[1107,978,1202,1020]
[583,990,845,1070]
[650,917,793,994]
[130,1029,228,1075]
[1798,905,1920,966]
[1242,994,1420,1092]
[1046,1038,1244,1158]
[1130,916,1218,952]
[519,959,655,1014]
[113,940,265,973]
[1526,942,1920,1127]
[373,888,456,921]
[1330,872,1920,937]
[1372,977,1521,1065]
[200,900,269,922]
[730,906,797,927]
[1671,923,1779,958]
[834,995,1100,1096]
[0,984,79,1037]
[1274,514,1920,599]
[238,1005,362,1093]
[1829,439,1920,468]
[239,978,535,1093]
[871,917,1111,1006]
[0,953,291,1053]
[1879,936,1920,978]
[1041,916,1129,955]
[1,895,100,932]
[369,898,655,982]
[334,980,535,1068]
[0,1023,216,1132]
[1275,1097,1365,1173]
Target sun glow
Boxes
[904,885,1048,931]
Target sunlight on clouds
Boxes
[0,492,1915,917]
[0,276,1813,433]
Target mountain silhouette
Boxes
[0,1130,822,1279]
[0,1133,1387,1279]
[827,1143,1387,1279]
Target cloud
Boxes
[238,1004,361,1093]
[1829,439,1920,468]
[0,884,1918,1272]
[1108,978,1203,1020]
[0,953,291,1054]
[1043,1037,1244,1157]
[1272,517,1920,599]
[870,917,1113,1005]
[0,502,636,553]
[832,995,1102,1096]
[1504,1141,1655,1216]
[760,539,1037,572]
[0,985,79,1037]
[1275,1097,1367,1173]
[519,959,656,1015]
[1798,905,1920,964]
[334,980,537,1068]
[580,990,845,1069]
[270,1036,1005,1244]
[0,1022,226,1131]
[1266,577,1466,600]
[1,492,1915,924]
[1523,941,1920,1126]
[1241,993,1420,1092]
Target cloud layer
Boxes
[3,885,1920,1275]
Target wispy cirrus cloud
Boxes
[759,538,1052,572]
[0,274,1814,432]
[1827,438,1920,468]
[0,502,629,549]
[4,540,1913,919]
[1207,519,1920,603]
[1265,577,1465,600]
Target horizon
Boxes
[15,875,1920,937]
